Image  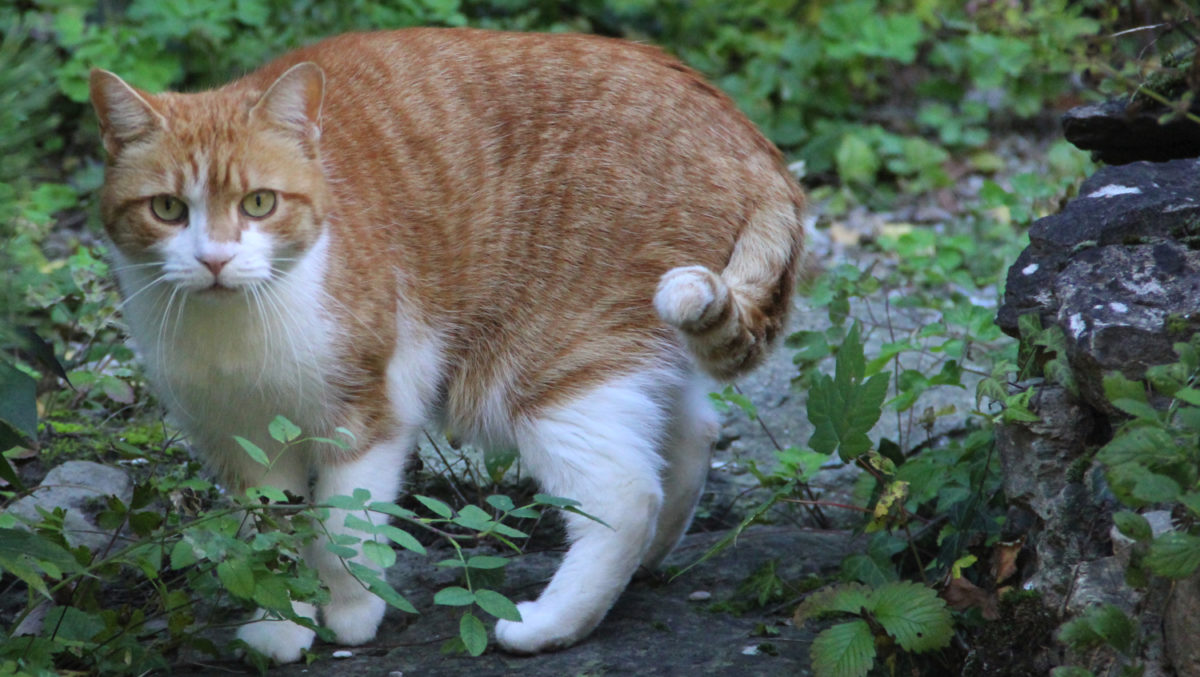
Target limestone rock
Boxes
[1063,99,1200,165]
[998,158,1200,412]
[6,460,132,552]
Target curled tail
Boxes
[654,199,805,380]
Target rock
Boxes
[1165,573,1200,677]
[6,460,133,552]
[998,158,1200,412]
[1063,99,1200,165]
[995,385,1113,605]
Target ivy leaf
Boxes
[869,581,953,653]
[810,619,875,677]
[1146,532,1200,579]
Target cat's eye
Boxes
[150,195,187,223]
[241,190,277,218]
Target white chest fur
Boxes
[114,232,338,468]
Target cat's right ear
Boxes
[89,69,166,158]
[251,62,325,153]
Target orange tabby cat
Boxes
[90,28,804,662]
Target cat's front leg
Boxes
[309,435,412,646]
[231,450,320,663]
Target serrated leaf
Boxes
[1113,511,1152,543]
[460,611,488,656]
[1146,532,1200,579]
[1087,604,1137,655]
[434,586,475,606]
[796,583,872,624]
[870,581,953,652]
[415,495,453,518]
[1098,427,1176,466]
[252,574,292,612]
[1110,398,1161,422]
[810,619,875,677]
[217,559,255,599]
[268,415,302,444]
[233,436,270,467]
[474,588,521,621]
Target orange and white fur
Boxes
[90,29,804,662]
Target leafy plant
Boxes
[795,581,954,677]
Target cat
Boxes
[89,27,805,662]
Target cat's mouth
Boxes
[195,282,239,296]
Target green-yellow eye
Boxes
[150,195,187,223]
[241,190,277,218]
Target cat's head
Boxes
[90,63,332,297]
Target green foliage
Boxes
[797,581,953,677]
[0,416,594,672]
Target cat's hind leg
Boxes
[494,372,672,654]
[640,372,719,571]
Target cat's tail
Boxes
[654,197,805,381]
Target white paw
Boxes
[494,600,590,654]
[236,611,316,664]
[654,266,725,330]
[323,593,386,646]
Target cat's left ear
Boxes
[251,62,325,151]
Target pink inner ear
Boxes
[90,70,165,155]
[254,63,325,139]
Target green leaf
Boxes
[233,436,270,467]
[810,619,875,677]
[414,495,453,518]
[378,524,426,555]
[796,583,872,623]
[347,561,417,614]
[460,611,488,657]
[363,541,397,568]
[474,589,521,621]
[434,586,475,606]
[486,494,516,512]
[1087,604,1137,656]
[870,581,953,652]
[369,501,418,520]
[217,559,256,599]
[453,504,495,531]
[1112,511,1152,543]
[1146,532,1200,579]
[533,494,583,508]
[0,360,37,453]
[465,555,508,570]
[1110,398,1161,422]
[44,606,104,643]
[252,574,292,612]
[268,415,302,444]
[1103,373,1148,405]
[170,540,197,569]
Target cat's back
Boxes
[243,29,804,421]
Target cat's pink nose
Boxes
[197,255,230,278]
